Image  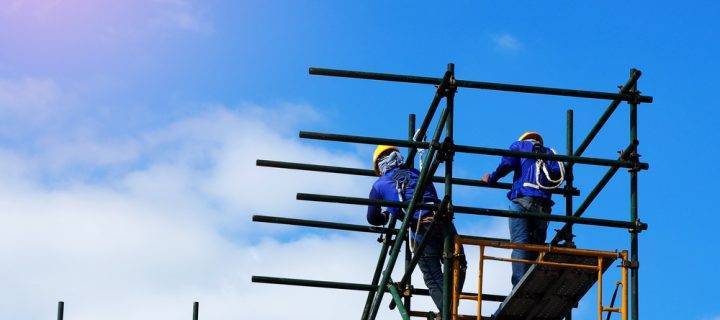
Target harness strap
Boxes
[525,147,565,190]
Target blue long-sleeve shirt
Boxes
[487,140,562,201]
[367,167,440,226]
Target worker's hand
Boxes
[481,173,490,183]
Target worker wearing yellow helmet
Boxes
[367,145,466,313]
[372,145,400,175]
[482,131,565,287]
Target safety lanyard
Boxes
[523,147,565,190]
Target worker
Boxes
[367,145,467,313]
[482,132,564,286]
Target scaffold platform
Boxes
[493,252,617,320]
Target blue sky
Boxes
[1,1,718,319]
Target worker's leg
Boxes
[508,200,531,287]
[530,218,549,244]
[416,221,445,310]
[529,201,551,245]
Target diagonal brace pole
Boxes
[574,69,643,158]
[360,216,399,319]
[405,71,451,164]
[366,105,451,320]
[388,281,411,320]
[551,141,639,245]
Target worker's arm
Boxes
[486,142,521,184]
[367,186,389,226]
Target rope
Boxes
[523,147,565,190]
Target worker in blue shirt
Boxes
[482,132,564,286]
[367,145,466,313]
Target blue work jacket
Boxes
[487,140,562,201]
[367,167,440,226]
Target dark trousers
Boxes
[413,219,467,311]
[508,197,552,286]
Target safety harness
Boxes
[522,143,565,190]
[393,177,435,254]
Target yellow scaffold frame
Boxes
[451,236,629,320]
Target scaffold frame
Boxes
[251,63,652,320]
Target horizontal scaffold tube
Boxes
[256,159,579,196]
[296,193,648,231]
[252,214,392,234]
[409,310,489,320]
[252,215,510,243]
[309,67,653,103]
[251,276,506,302]
[299,131,649,170]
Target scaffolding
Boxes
[251,64,652,320]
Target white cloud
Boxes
[0,101,512,319]
[493,33,523,52]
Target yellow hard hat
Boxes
[518,131,543,145]
[372,145,400,175]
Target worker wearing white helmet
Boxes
[482,132,565,287]
[367,145,466,314]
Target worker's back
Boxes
[370,167,440,220]
[506,140,563,200]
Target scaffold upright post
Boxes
[629,71,640,320]
[57,301,64,320]
[565,109,575,244]
[404,113,416,312]
[193,301,199,320]
[441,63,456,320]
[565,109,574,320]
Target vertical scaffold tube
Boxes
[405,113,416,311]
[565,109,574,320]
[477,246,484,320]
[441,63,456,320]
[565,109,574,239]
[629,76,639,320]
[193,301,199,320]
[57,301,64,320]
[452,238,460,320]
[622,251,629,320]
[597,258,604,320]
